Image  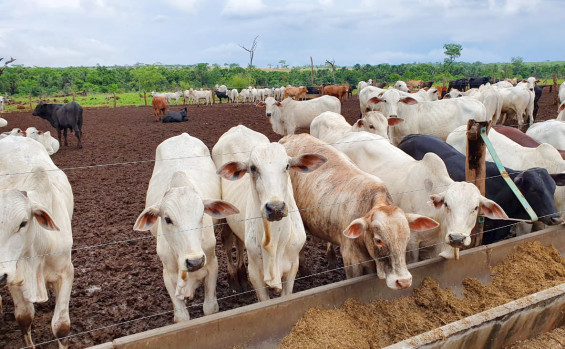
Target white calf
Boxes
[134,133,238,322]
[310,111,391,144]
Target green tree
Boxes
[443,43,462,72]
[511,56,524,77]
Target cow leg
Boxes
[162,269,190,322]
[51,264,74,348]
[73,125,82,149]
[63,128,68,146]
[9,285,35,348]
[326,242,338,270]
[281,258,299,297]
[298,247,310,276]
[247,258,269,302]
[202,256,219,316]
[220,224,247,292]
[57,129,63,147]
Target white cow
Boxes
[368,88,487,145]
[447,125,565,220]
[496,84,534,129]
[0,136,74,348]
[526,120,565,150]
[188,88,212,105]
[559,82,565,104]
[213,125,326,301]
[444,84,502,124]
[133,133,239,322]
[25,127,60,155]
[249,87,258,103]
[164,91,182,104]
[229,88,239,103]
[394,81,409,92]
[359,86,385,117]
[0,117,6,128]
[0,95,4,114]
[333,131,507,261]
[409,87,439,102]
[310,111,391,144]
[258,96,341,136]
[558,101,565,121]
[357,79,372,93]
[239,88,250,103]
[494,81,514,88]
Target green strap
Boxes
[480,127,538,222]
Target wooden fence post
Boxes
[29,95,32,111]
[72,92,75,102]
[553,74,559,106]
[144,91,147,106]
[466,119,489,248]
[113,92,117,108]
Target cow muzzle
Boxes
[185,256,205,272]
[448,233,470,247]
[541,215,564,226]
[395,276,412,289]
[264,201,287,221]
[266,112,272,117]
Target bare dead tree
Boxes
[310,56,314,85]
[326,59,336,84]
[0,57,16,78]
[240,36,259,85]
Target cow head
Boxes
[428,182,507,258]
[0,189,59,286]
[257,97,281,118]
[343,206,439,290]
[217,143,326,223]
[368,89,418,119]
[134,172,238,278]
[353,111,391,139]
[513,169,565,225]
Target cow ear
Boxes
[203,199,240,218]
[217,161,248,180]
[428,193,444,209]
[343,218,367,239]
[290,153,327,173]
[405,213,439,231]
[257,102,265,107]
[276,101,282,107]
[550,173,565,186]
[368,96,383,105]
[354,119,364,128]
[388,117,404,126]
[133,205,160,231]
[31,204,59,231]
[479,197,508,220]
[400,97,418,105]
[559,103,565,112]
[443,94,451,99]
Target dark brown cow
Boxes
[493,125,565,160]
[152,96,167,122]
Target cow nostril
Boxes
[0,273,6,283]
[395,277,412,289]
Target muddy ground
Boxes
[0,87,560,348]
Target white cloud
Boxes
[221,0,267,18]
[163,0,202,13]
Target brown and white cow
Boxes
[280,134,439,289]
[151,96,167,122]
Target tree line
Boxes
[1,59,564,97]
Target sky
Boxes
[0,0,563,68]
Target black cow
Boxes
[448,78,469,92]
[469,77,491,89]
[32,101,83,149]
[214,90,229,103]
[533,85,543,120]
[162,108,188,123]
[421,81,434,89]
[306,86,320,95]
[398,134,565,244]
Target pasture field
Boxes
[0,89,561,348]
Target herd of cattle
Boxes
[1,78,565,348]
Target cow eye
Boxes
[474,206,479,211]
[250,165,257,173]
[285,164,290,171]
[374,238,385,247]
[369,125,375,129]
[164,217,173,225]
[444,202,449,209]
[18,220,28,231]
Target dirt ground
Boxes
[0,87,560,348]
